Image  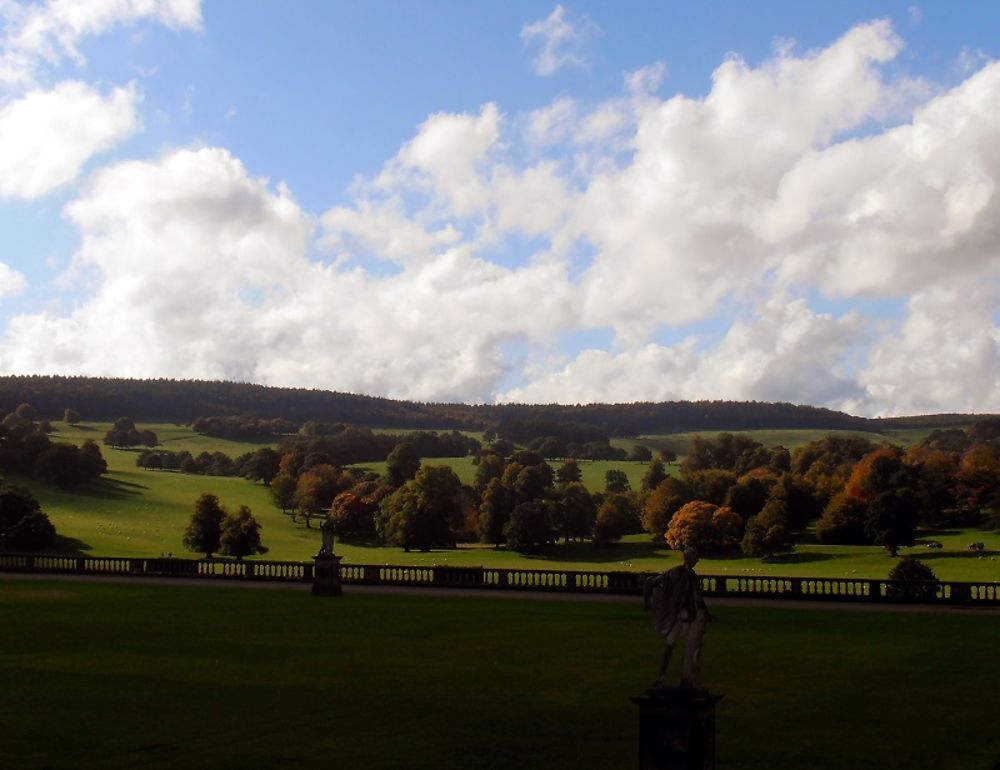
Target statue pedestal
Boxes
[312,554,343,596]
[629,687,723,770]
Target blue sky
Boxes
[0,1,997,415]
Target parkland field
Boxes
[8,421,999,580]
[1,579,997,770]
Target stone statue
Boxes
[644,546,715,690]
[318,518,336,557]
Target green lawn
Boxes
[0,580,997,770]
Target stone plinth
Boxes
[312,554,343,596]
[629,687,723,770]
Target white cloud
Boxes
[0,80,140,199]
[766,60,1000,297]
[857,282,1000,415]
[0,1,201,199]
[0,0,202,87]
[0,261,26,298]
[523,96,577,146]
[624,62,666,95]
[520,4,599,77]
[501,296,863,406]
[0,147,576,402]
[3,19,999,416]
[379,103,501,218]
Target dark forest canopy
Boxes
[0,375,994,437]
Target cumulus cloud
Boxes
[0,0,202,86]
[857,282,1000,415]
[0,260,26,298]
[520,4,599,77]
[0,147,576,401]
[3,19,999,415]
[0,0,201,199]
[501,297,864,406]
[0,80,140,199]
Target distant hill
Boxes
[0,375,991,437]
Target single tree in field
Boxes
[865,489,919,557]
[244,447,281,486]
[555,458,582,486]
[658,448,678,465]
[641,459,668,492]
[218,505,267,560]
[270,473,298,516]
[183,493,226,558]
[385,442,421,487]
[629,445,653,462]
[63,408,81,424]
[138,429,159,448]
[604,468,630,494]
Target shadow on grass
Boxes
[759,552,839,565]
[48,535,93,555]
[518,540,667,566]
[70,477,149,500]
[912,550,999,562]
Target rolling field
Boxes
[0,580,997,770]
[6,422,996,581]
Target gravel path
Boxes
[2,571,997,615]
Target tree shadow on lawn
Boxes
[911,550,999,562]
[71,477,149,501]
[758,552,839,566]
[47,535,93,555]
[519,540,667,566]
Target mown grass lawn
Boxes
[0,580,997,770]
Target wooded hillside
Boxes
[0,375,990,436]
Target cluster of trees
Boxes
[643,421,1000,559]
[103,417,158,449]
[0,403,106,488]
[182,493,267,560]
[191,415,297,440]
[0,481,56,550]
[275,426,480,467]
[136,447,281,483]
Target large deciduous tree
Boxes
[218,505,267,560]
[0,484,55,551]
[183,493,226,558]
[665,500,718,551]
[385,442,421,487]
[477,477,513,549]
[380,465,463,551]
